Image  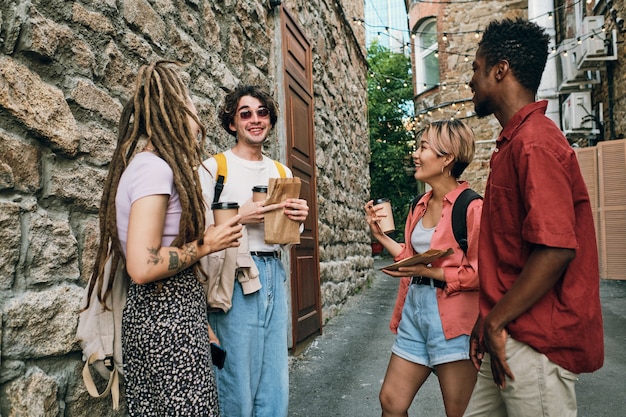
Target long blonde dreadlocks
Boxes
[86,60,208,308]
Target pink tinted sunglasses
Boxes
[239,108,270,120]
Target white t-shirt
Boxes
[198,149,292,252]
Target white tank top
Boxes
[410,218,435,254]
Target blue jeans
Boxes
[209,255,289,417]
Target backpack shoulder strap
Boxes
[410,192,426,213]
[273,160,287,178]
[213,153,227,204]
[213,155,285,202]
[452,188,483,255]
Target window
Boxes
[414,18,439,95]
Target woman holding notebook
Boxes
[365,119,482,417]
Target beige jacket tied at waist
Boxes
[200,225,261,312]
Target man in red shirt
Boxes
[464,18,604,417]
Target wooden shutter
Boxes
[597,139,626,280]
[575,147,603,277]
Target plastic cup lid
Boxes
[211,202,239,210]
[252,185,268,193]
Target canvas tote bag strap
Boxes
[82,353,120,410]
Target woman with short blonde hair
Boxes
[365,119,481,417]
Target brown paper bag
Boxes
[264,177,302,244]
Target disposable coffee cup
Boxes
[211,202,239,225]
[252,185,268,202]
[373,198,395,233]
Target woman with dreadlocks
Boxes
[90,61,242,416]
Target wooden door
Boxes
[281,7,322,346]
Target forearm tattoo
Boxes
[146,244,198,272]
[181,243,198,263]
[147,247,163,265]
[168,251,179,270]
[167,244,197,271]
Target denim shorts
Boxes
[392,282,470,368]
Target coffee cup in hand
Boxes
[211,202,239,225]
[252,185,268,202]
[373,198,395,234]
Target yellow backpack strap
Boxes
[274,160,287,178]
[213,153,227,203]
[215,153,227,181]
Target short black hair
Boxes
[218,85,278,136]
[479,18,550,94]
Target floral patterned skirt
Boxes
[122,268,219,416]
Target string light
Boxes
[353,0,584,39]
[361,0,604,131]
[366,25,605,102]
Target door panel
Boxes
[281,7,322,346]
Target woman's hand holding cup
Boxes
[203,214,243,254]
[364,199,388,237]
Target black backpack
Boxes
[410,188,482,255]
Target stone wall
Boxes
[0,0,370,414]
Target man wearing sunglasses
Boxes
[199,85,309,417]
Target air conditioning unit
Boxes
[580,16,606,58]
[558,39,581,84]
[576,16,617,70]
[556,40,601,92]
[562,92,594,133]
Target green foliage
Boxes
[367,41,419,235]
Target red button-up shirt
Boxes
[478,101,604,374]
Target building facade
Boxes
[406,0,626,278]
[554,0,626,280]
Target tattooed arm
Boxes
[125,194,242,284]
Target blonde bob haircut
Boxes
[421,119,476,178]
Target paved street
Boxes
[288,256,626,417]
